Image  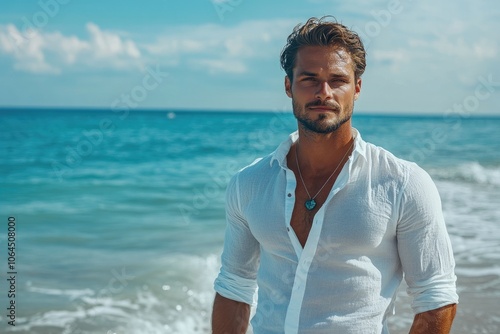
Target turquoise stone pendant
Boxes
[305,199,316,210]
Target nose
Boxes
[315,81,333,101]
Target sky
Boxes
[0,0,499,115]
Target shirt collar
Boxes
[270,127,368,167]
[270,131,298,167]
[351,128,368,162]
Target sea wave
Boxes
[430,162,500,187]
[4,254,221,334]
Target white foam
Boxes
[2,200,84,214]
[27,284,94,300]
[455,266,500,277]
[433,166,500,297]
[5,254,222,333]
[430,162,500,187]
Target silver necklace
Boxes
[295,138,354,211]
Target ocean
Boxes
[0,108,499,333]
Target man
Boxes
[212,17,458,334]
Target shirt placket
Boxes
[283,161,352,334]
[283,167,303,258]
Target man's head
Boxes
[281,17,366,134]
[280,16,366,83]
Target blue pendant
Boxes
[305,199,316,210]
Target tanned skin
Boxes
[409,304,457,334]
[212,293,250,334]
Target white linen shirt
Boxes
[214,129,458,334]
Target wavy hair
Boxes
[280,16,366,81]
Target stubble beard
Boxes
[292,98,353,134]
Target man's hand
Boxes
[212,293,250,334]
[409,303,457,334]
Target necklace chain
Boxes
[295,138,354,210]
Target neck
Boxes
[295,120,353,175]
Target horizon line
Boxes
[1,106,499,119]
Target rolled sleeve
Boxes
[397,164,459,314]
[405,274,458,314]
[214,270,258,306]
[214,173,260,306]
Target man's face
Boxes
[285,46,362,134]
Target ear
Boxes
[354,77,362,100]
[285,76,292,98]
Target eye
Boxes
[300,77,319,86]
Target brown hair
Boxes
[280,16,366,82]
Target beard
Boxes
[292,98,353,134]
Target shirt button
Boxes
[287,193,292,197]
[287,227,290,232]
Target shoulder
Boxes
[227,152,276,191]
[363,141,416,180]
[363,143,443,215]
[233,153,279,188]
[360,142,443,225]
[226,132,293,198]
[360,141,439,196]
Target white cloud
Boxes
[0,19,294,76]
[143,19,295,74]
[194,58,247,74]
[2,4,495,85]
[342,0,500,88]
[370,49,409,73]
[86,22,141,60]
[0,22,142,74]
[0,25,59,74]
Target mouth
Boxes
[307,106,338,112]
[305,100,340,113]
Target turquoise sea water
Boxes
[1,108,499,333]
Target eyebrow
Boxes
[297,71,318,77]
[296,71,349,79]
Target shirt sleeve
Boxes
[213,172,260,306]
[396,163,459,314]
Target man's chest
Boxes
[243,181,399,255]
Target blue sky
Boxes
[0,0,499,115]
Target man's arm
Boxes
[397,165,459,331]
[409,303,457,334]
[212,293,250,334]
